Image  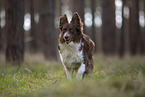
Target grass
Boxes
[0,55,145,97]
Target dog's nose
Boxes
[65,36,69,40]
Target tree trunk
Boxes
[119,0,125,57]
[30,0,37,52]
[123,0,130,55]
[129,0,140,55]
[0,0,1,51]
[91,0,96,52]
[139,0,145,55]
[38,0,57,60]
[102,0,115,55]
[142,0,145,54]
[5,0,24,64]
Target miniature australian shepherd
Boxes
[58,12,95,80]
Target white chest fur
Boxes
[59,42,83,68]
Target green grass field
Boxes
[0,55,145,97]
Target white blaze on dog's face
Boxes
[62,24,76,44]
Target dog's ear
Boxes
[59,14,68,31]
[71,12,83,32]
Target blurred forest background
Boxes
[0,0,145,64]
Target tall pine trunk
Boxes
[0,0,1,51]
[91,0,96,52]
[38,0,57,60]
[129,0,140,55]
[102,0,115,55]
[5,0,24,64]
[139,0,145,55]
[119,0,125,57]
[30,0,37,52]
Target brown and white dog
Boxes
[58,12,95,80]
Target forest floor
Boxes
[0,54,145,97]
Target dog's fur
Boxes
[58,12,95,80]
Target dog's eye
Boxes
[70,29,74,33]
[63,29,67,32]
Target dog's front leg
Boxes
[76,63,85,80]
[64,66,72,81]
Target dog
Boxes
[58,12,95,80]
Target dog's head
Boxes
[58,12,83,44]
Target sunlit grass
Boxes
[0,55,145,97]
